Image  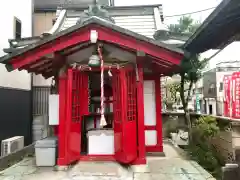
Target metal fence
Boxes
[32,86,51,115]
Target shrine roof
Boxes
[184,0,240,54]
[0,16,184,66]
[56,5,162,38]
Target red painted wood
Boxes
[65,68,74,163]
[146,145,162,152]
[95,25,182,65]
[57,74,68,165]
[132,62,146,165]
[143,75,163,152]
[113,67,138,164]
[34,62,53,74]
[19,58,48,71]
[10,24,183,72]
[79,155,115,161]
[62,68,89,165]
[155,77,163,152]
[102,42,176,69]
[112,69,124,162]
[144,126,156,130]
[54,126,59,136]
[11,29,89,70]
[123,67,138,163]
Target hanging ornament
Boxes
[88,54,100,67]
[77,65,82,70]
[98,45,107,127]
[108,66,112,77]
[74,63,77,69]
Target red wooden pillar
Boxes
[132,62,146,165]
[57,73,68,165]
[155,76,163,152]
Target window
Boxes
[219,82,223,91]
[14,17,21,39]
[208,83,216,94]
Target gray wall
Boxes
[203,71,217,98]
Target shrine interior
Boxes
[81,71,114,155]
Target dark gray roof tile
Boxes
[0,16,184,65]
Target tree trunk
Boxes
[180,73,193,143]
[184,110,192,143]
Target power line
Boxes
[165,7,216,18]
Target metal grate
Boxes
[71,69,89,122]
[113,70,122,123]
[33,86,51,115]
[126,70,137,121]
[72,70,81,122]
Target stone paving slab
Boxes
[148,157,201,174]
[0,144,215,180]
[134,173,209,180]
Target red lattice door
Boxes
[113,67,137,164]
[66,68,89,163]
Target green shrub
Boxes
[187,115,225,179]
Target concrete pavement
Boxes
[0,143,215,180]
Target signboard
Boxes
[223,75,231,117]
[196,92,200,113]
[232,72,240,119]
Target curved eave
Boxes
[0,17,184,78]
[184,0,240,54]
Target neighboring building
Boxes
[191,61,240,116]
[0,0,33,147]
[33,0,106,36]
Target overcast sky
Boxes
[115,0,222,24]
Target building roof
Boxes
[56,5,162,38]
[34,0,95,11]
[0,16,183,64]
[0,16,184,78]
[184,0,240,54]
[7,4,164,52]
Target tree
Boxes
[173,17,208,142]
[168,16,200,34]
[164,81,181,111]
[155,16,207,142]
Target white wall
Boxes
[143,80,157,146]
[33,74,52,86]
[0,0,33,90]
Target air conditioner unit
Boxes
[1,136,24,156]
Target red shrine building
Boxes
[0,6,184,166]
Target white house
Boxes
[0,0,33,147]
